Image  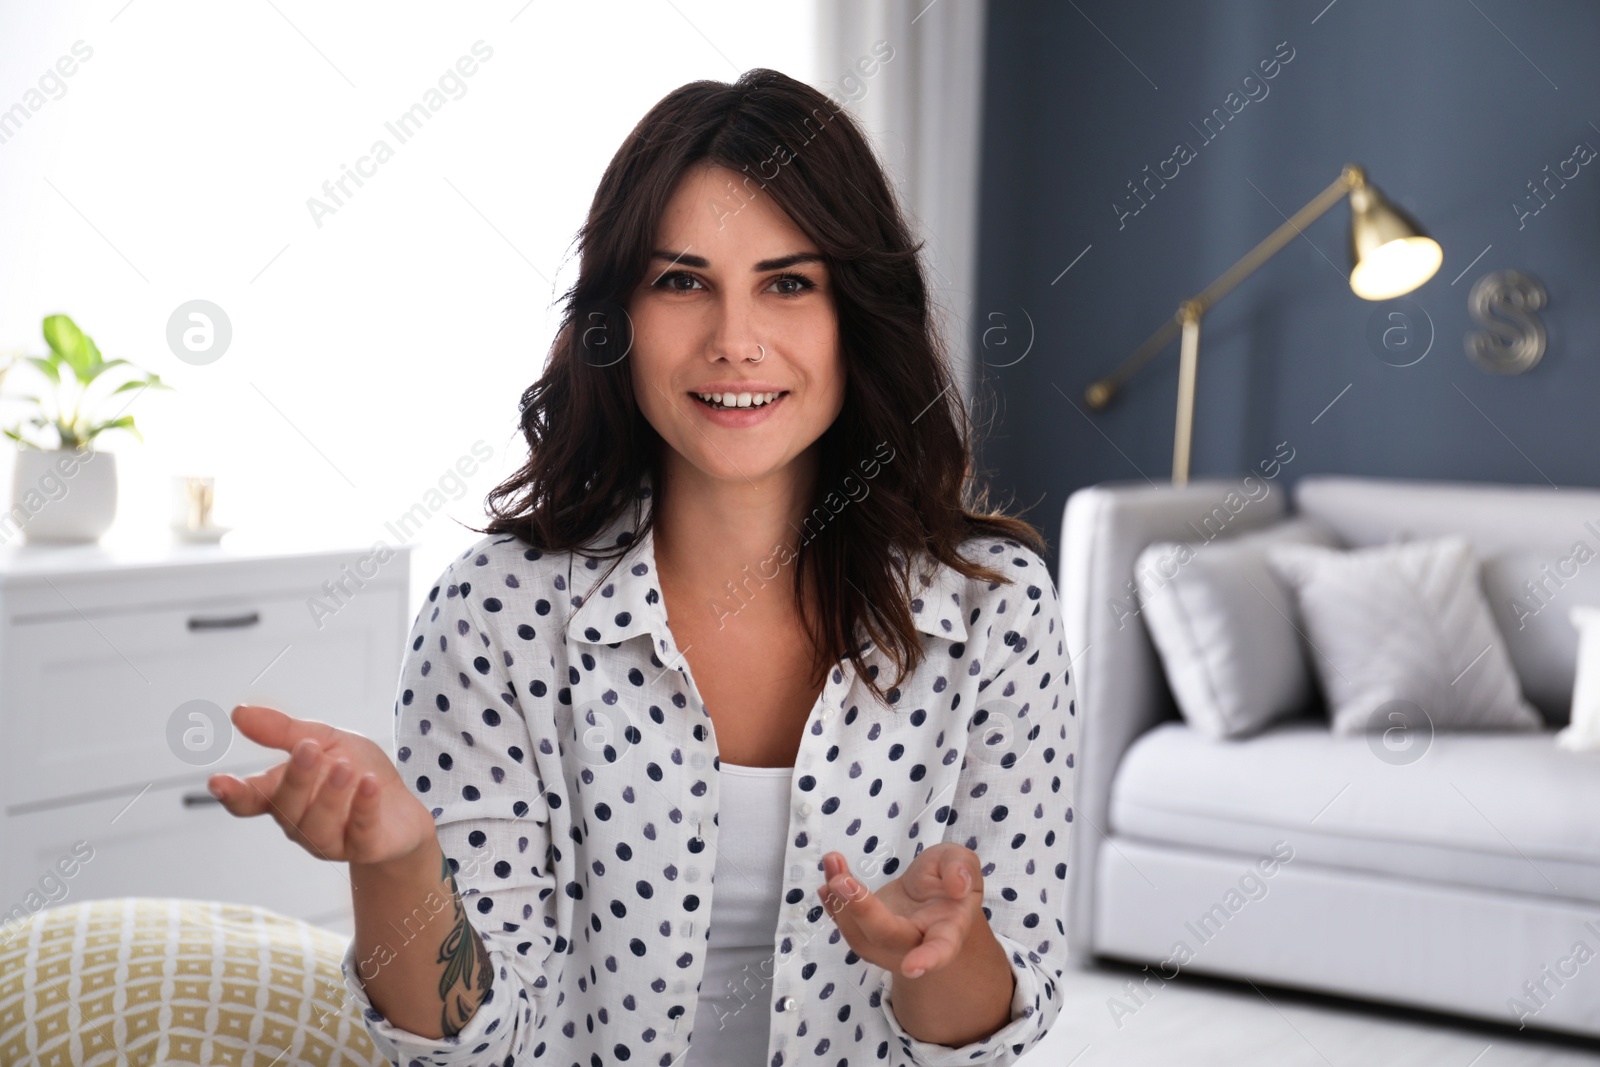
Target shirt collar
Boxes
[565,474,969,648]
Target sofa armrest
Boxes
[1058,477,1287,963]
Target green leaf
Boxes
[82,357,129,384]
[83,334,103,371]
[42,315,91,377]
[43,315,83,361]
[24,356,60,385]
[84,415,138,443]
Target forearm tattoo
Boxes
[436,851,495,1036]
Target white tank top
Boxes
[685,761,792,1065]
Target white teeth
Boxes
[694,390,783,409]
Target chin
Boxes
[670,452,792,485]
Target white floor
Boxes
[1020,956,1600,1066]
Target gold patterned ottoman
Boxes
[0,898,382,1066]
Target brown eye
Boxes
[770,272,816,296]
[656,270,703,292]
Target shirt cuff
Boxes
[340,936,506,1064]
[876,933,1044,1065]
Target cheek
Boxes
[825,375,847,419]
[623,349,668,431]
[624,314,671,403]
[822,352,847,413]
[631,366,672,428]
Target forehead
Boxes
[653,162,814,256]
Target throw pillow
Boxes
[1266,535,1542,735]
[1558,605,1600,751]
[0,897,382,1066]
[1135,518,1338,739]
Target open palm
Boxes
[207,703,435,868]
[816,842,984,978]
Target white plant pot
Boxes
[10,447,118,545]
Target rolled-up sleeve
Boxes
[878,550,1079,1065]
[340,555,559,1065]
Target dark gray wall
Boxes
[975,0,1600,573]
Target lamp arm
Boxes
[1084,164,1363,409]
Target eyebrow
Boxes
[650,249,826,272]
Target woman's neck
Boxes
[652,452,818,627]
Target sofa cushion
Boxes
[1109,717,1600,902]
[1134,518,1337,739]
[1266,535,1543,735]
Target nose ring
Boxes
[749,343,765,364]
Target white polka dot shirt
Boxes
[341,476,1080,1066]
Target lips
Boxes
[688,390,789,425]
[689,389,788,411]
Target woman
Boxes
[209,67,1078,1066]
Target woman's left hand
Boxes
[815,842,984,979]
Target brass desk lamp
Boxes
[1084,163,1442,485]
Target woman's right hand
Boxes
[207,703,436,869]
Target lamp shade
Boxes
[1347,181,1442,300]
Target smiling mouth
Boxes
[690,390,789,411]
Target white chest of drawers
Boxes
[0,538,412,934]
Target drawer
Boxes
[3,585,404,812]
[0,776,354,931]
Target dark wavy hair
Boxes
[469,67,1045,707]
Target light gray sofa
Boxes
[1058,474,1600,1040]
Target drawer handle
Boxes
[188,610,261,631]
[182,789,224,807]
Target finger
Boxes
[942,853,978,900]
[209,764,284,818]
[272,737,331,825]
[905,846,977,903]
[902,914,968,977]
[825,873,916,948]
[817,879,869,957]
[344,773,386,857]
[231,704,338,755]
[297,757,358,854]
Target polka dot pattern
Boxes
[340,475,1079,1066]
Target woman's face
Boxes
[628,162,843,489]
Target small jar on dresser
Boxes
[0,537,413,935]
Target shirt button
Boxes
[797,801,813,818]
[778,996,796,1012]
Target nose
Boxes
[706,290,762,365]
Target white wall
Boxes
[0,0,818,599]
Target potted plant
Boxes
[1,313,172,544]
